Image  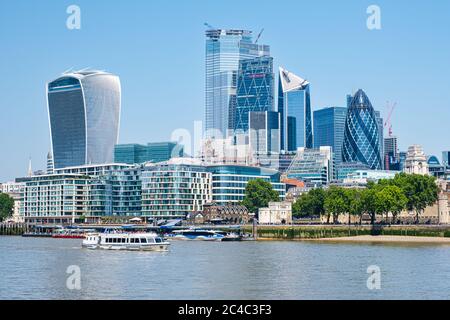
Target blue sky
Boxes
[1,0,449,181]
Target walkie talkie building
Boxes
[342,89,382,170]
[47,70,121,169]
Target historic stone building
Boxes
[201,203,251,224]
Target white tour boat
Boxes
[82,232,170,251]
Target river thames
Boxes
[1,236,449,300]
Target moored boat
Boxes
[82,232,170,251]
[169,229,242,241]
[52,228,88,239]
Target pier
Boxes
[0,223,28,236]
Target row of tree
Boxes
[293,173,440,224]
[0,193,14,222]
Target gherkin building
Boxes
[342,89,382,170]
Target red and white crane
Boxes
[384,101,397,137]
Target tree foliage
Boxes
[292,173,440,225]
[292,188,325,218]
[242,178,280,214]
[0,193,14,222]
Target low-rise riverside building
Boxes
[17,174,91,224]
[258,202,292,225]
[207,165,285,205]
[201,202,251,224]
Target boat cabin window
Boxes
[140,238,147,243]
[155,238,162,243]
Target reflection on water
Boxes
[0,236,449,300]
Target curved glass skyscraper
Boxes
[342,89,382,170]
[47,70,121,169]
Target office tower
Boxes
[249,111,280,155]
[114,142,184,164]
[313,107,347,164]
[427,155,445,179]
[278,67,313,152]
[285,147,333,187]
[234,56,275,132]
[384,136,399,170]
[375,111,384,168]
[403,145,429,175]
[205,29,270,138]
[342,89,383,170]
[47,70,121,169]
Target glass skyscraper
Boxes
[313,107,347,164]
[205,29,270,138]
[278,67,313,152]
[234,56,274,132]
[248,111,280,154]
[342,89,383,170]
[47,70,121,169]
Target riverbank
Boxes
[244,225,450,241]
[303,235,450,244]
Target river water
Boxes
[0,236,449,300]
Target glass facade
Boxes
[207,165,285,205]
[141,164,212,218]
[234,56,274,132]
[47,71,121,169]
[205,29,270,137]
[249,111,280,155]
[342,90,383,170]
[285,147,333,187]
[313,107,347,165]
[278,67,313,152]
[114,142,184,164]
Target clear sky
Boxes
[1,0,449,181]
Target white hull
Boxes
[82,232,170,252]
[83,243,169,252]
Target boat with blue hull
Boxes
[169,229,242,241]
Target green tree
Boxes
[324,187,349,224]
[361,187,378,225]
[347,189,364,225]
[374,185,407,224]
[0,193,14,222]
[292,188,325,218]
[242,178,280,214]
[391,173,439,223]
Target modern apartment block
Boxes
[114,142,184,164]
[141,159,212,219]
[18,164,142,223]
[47,70,121,169]
[17,174,91,224]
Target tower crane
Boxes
[384,101,397,137]
[255,28,264,44]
